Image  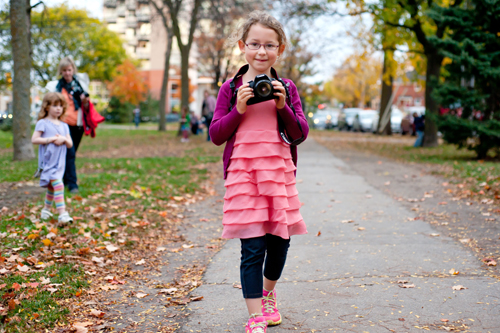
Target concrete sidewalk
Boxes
[181,138,499,333]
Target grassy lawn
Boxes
[0,127,221,332]
[312,130,500,202]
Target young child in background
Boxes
[180,106,191,143]
[32,92,74,224]
[209,10,309,333]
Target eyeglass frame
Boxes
[244,43,280,51]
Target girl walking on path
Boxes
[32,93,74,224]
[209,11,309,333]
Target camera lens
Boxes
[255,81,272,98]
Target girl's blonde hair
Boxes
[58,56,77,76]
[227,11,288,50]
[37,92,67,120]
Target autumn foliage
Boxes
[106,60,149,106]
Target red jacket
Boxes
[82,101,105,137]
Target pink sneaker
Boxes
[245,315,267,333]
[262,289,282,325]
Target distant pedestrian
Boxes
[46,57,104,193]
[202,90,216,141]
[133,106,141,128]
[209,11,309,332]
[413,112,425,147]
[180,106,190,143]
[190,111,199,135]
[31,92,74,224]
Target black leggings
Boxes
[63,125,84,190]
[240,234,291,298]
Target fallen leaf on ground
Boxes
[341,220,354,223]
[449,268,459,275]
[316,231,321,236]
[430,233,440,237]
[136,292,148,298]
[135,259,146,265]
[105,245,119,253]
[399,283,415,288]
[182,244,194,249]
[90,309,105,318]
[17,265,29,272]
[452,285,467,290]
[159,288,177,294]
[441,319,449,322]
[233,284,242,289]
[357,227,366,231]
[156,247,167,252]
[482,258,497,266]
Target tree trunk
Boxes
[10,0,35,161]
[158,32,173,131]
[423,52,443,147]
[180,45,190,110]
[378,51,393,135]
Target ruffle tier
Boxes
[222,129,307,240]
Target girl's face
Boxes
[47,103,63,119]
[61,66,74,82]
[238,23,285,75]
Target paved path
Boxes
[181,138,499,333]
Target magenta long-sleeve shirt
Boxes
[209,75,309,179]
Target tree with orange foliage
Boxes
[106,59,149,106]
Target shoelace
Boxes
[249,320,266,333]
[262,292,276,313]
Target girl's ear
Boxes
[278,44,286,58]
[238,40,246,54]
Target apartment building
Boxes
[103,0,211,114]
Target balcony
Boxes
[126,17,137,28]
[126,0,137,10]
[104,0,117,8]
[137,33,150,41]
[127,37,137,45]
[136,50,150,59]
[104,14,117,23]
[115,24,126,34]
[117,6,126,17]
[136,12,150,22]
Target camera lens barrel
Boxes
[255,81,273,98]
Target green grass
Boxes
[0,128,221,332]
[312,130,500,197]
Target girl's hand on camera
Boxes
[272,81,286,109]
[236,83,254,114]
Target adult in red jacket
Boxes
[47,57,104,193]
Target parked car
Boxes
[312,109,340,129]
[166,112,180,123]
[352,109,378,132]
[324,108,340,128]
[338,108,362,131]
[371,107,404,133]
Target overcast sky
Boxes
[37,0,360,83]
[43,0,103,19]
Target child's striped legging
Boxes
[45,179,66,213]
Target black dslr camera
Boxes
[246,74,278,105]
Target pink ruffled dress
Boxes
[222,100,307,239]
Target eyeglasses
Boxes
[245,43,279,51]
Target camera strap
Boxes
[227,65,305,146]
